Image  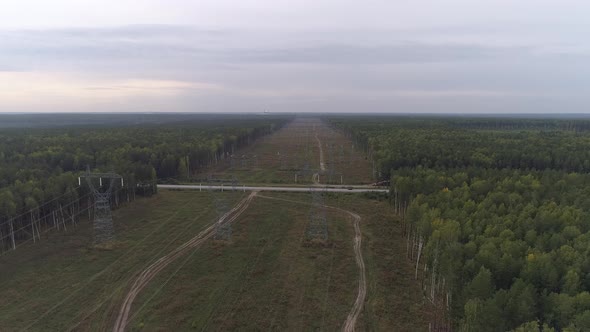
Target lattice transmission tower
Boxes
[229,154,258,169]
[79,166,123,244]
[207,180,234,241]
[278,152,289,170]
[295,161,314,183]
[307,187,328,240]
[327,143,336,184]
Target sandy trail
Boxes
[340,208,364,332]
[315,133,326,172]
[112,192,258,332]
[257,194,366,332]
[312,133,326,184]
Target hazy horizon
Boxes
[1,1,589,114]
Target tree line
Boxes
[329,116,590,331]
[0,115,290,252]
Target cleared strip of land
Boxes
[123,191,360,331]
[257,194,366,332]
[113,192,257,332]
[202,117,373,185]
[0,117,431,331]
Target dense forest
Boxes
[329,116,590,331]
[0,114,290,253]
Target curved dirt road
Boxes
[112,192,257,332]
[312,133,326,184]
[335,208,365,332]
[257,195,366,332]
[315,133,326,172]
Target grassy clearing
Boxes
[322,192,433,331]
[1,117,428,331]
[316,123,374,185]
[127,192,358,331]
[114,191,430,331]
[201,117,373,185]
[0,191,430,331]
[0,190,242,331]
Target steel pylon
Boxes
[80,166,123,244]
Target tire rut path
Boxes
[112,192,258,332]
[312,133,326,184]
[257,194,366,332]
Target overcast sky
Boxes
[1,0,589,113]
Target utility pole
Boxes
[79,166,123,244]
[306,187,328,240]
[208,180,232,241]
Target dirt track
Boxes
[315,133,326,172]
[257,194,366,332]
[112,192,258,332]
[313,133,326,184]
[337,208,365,332]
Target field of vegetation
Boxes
[0,114,431,331]
[0,190,241,330]
[0,189,431,331]
[330,116,590,331]
[8,113,589,331]
[0,114,291,253]
[200,117,373,185]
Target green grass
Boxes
[0,191,242,331]
[0,191,430,331]
[324,193,433,331]
[200,118,373,185]
[0,118,428,331]
[128,193,358,331]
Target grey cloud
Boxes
[1,24,589,113]
[237,43,526,64]
[2,25,226,42]
[1,25,584,94]
[0,25,533,67]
